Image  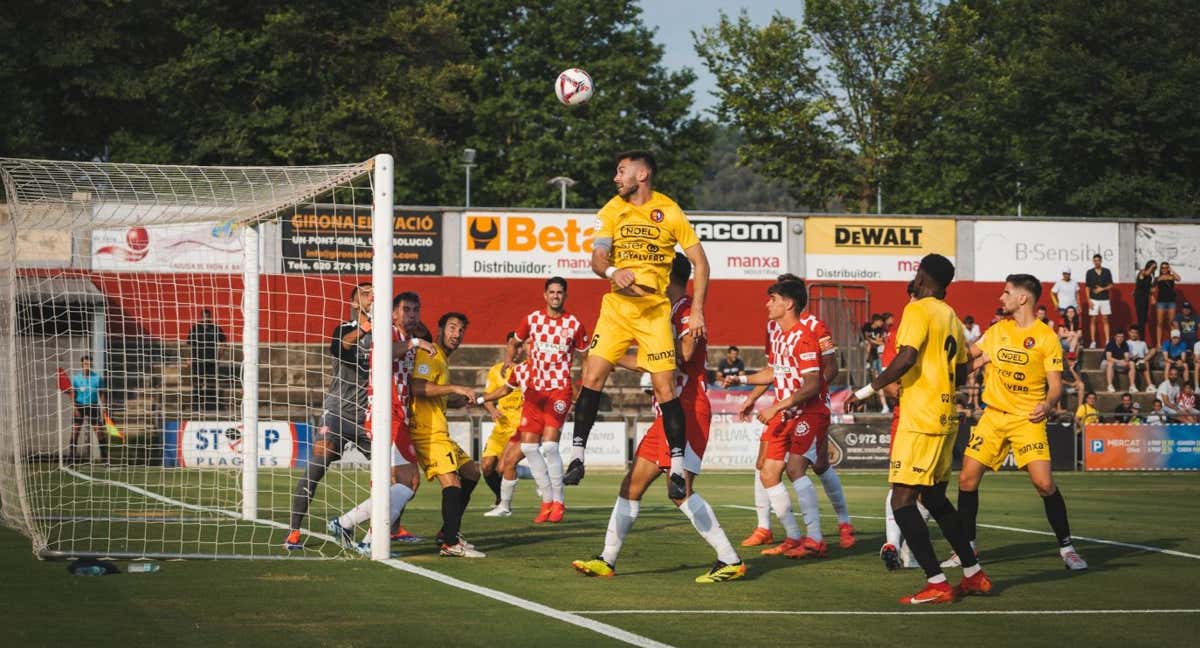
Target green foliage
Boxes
[691,127,801,212]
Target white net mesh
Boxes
[1,157,391,559]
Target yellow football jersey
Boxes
[485,362,523,417]
[411,344,450,434]
[595,191,700,294]
[895,297,968,436]
[978,319,1063,415]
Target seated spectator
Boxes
[1145,400,1167,424]
[717,345,746,381]
[1102,329,1135,393]
[989,307,1005,326]
[1074,391,1099,428]
[1128,400,1144,424]
[1160,329,1192,384]
[1174,301,1200,348]
[1157,365,1185,419]
[1036,304,1054,328]
[1111,393,1136,423]
[1061,353,1085,410]
[1178,383,1199,423]
[1126,326,1156,392]
[963,315,982,345]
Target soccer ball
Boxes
[555,68,594,106]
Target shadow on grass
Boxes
[974,536,1188,593]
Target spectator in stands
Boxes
[69,355,106,461]
[1156,365,1184,420]
[1102,329,1135,393]
[861,314,888,412]
[1057,305,1083,356]
[1155,261,1182,346]
[717,345,746,381]
[1111,393,1136,423]
[1178,383,1200,423]
[963,315,982,345]
[1145,400,1167,424]
[1036,304,1054,328]
[989,306,1005,326]
[1085,254,1114,348]
[187,308,226,412]
[1134,260,1157,344]
[1128,401,1144,424]
[1074,391,1099,429]
[1125,326,1156,392]
[1160,329,1191,385]
[1174,301,1199,348]
[1051,268,1080,318]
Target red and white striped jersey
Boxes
[504,361,534,392]
[767,312,834,414]
[767,319,822,419]
[365,325,417,429]
[513,309,589,391]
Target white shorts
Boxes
[1089,299,1112,316]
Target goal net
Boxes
[0,155,399,560]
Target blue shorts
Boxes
[1157,301,1176,311]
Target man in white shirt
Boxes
[1156,366,1183,417]
[1126,326,1155,392]
[1050,268,1079,318]
[963,315,982,345]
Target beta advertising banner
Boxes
[1136,223,1200,283]
[1084,424,1200,471]
[462,212,788,279]
[92,222,244,272]
[163,420,306,468]
[974,221,1120,282]
[281,206,442,275]
[482,421,626,467]
[804,217,956,281]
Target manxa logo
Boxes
[835,225,922,248]
[695,220,782,243]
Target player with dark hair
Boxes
[503,276,589,522]
[566,150,711,501]
[952,273,1087,571]
[845,254,988,604]
[479,331,529,517]
[572,253,745,583]
[411,312,486,557]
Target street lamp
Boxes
[547,176,576,209]
[461,148,476,208]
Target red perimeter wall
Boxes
[72,273,1186,347]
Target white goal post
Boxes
[0,155,397,560]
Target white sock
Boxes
[387,483,414,526]
[669,455,685,479]
[765,482,802,540]
[963,563,982,577]
[927,573,948,584]
[339,499,371,530]
[499,478,518,509]
[1059,543,1076,557]
[817,468,851,524]
[541,441,565,503]
[339,483,413,530]
[753,470,771,529]
[884,488,903,548]
[520,443,553,503]
[570,445,585,463]
[601,497,640,566]
[791,476,823,542]
[680,493,740,565]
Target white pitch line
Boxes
[59,466,673,648]
[571,609,1200,616]
[724,505,1200,560]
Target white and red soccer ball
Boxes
[555,68,594,106]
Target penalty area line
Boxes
[570,609,1200,616]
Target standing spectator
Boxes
[1134,260,1157,343]
[1155,261,1182,347]
[1102,330,1135,393]
[1074,391,1099,429]
[1156,365,1184,419]
[1125,326,1156,392]
[1174,301,1199,349]
[860,314,888,413]
[69,355,106,461]
[1084,254,1114,348]
[1051,268,1080,318]
[1144,400,1166,424]
[1161,329,1191,385]
[717,345,746,381]
[1111,393,1136,423]
[962,315,982,345]
[187,309,227,412]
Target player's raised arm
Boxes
[683,243,709,339]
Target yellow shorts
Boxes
[590,292,676,373]
[889,429,955,486]
[964,408,1051,471]
[412,428,472,481]
[482,413,519,458]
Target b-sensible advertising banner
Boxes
[974,221,1120,282]
[1084,424,1200,471]
[163,420,306,468]
[1136,223,1200,283]
[462,212,786,279]
[92,222,244,273]
[804,217,956,281]
[282,206,442,275]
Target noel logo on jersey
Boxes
[997,348,1029,365]
[1023,336,1036,349]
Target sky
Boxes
[636,0,805,116]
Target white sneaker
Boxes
[1062,550,1088,571]
[483,505,512,517]
[940,551,962,568]
[440,541,486,558]
[1089,342,1097,349]
[1107,384,1116,392]
[881,405,891,414]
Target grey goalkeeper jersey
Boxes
[323,320,371,421]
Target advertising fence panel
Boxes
[1084,424,1200,471]
[805,217,956,281]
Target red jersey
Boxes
[881,326,899,369]
[513,309,589,391]
[767,319,822,419]
[504,361,534,392]
[365,326,416,430]
[672,295,707,400]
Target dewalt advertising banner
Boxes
[805,217,956,281]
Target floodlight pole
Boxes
[548,176,576,210]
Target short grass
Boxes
[3,470,1199,647]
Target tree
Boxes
[451,0,711,208]
[695,2,932,212]
[691,127,801,212]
